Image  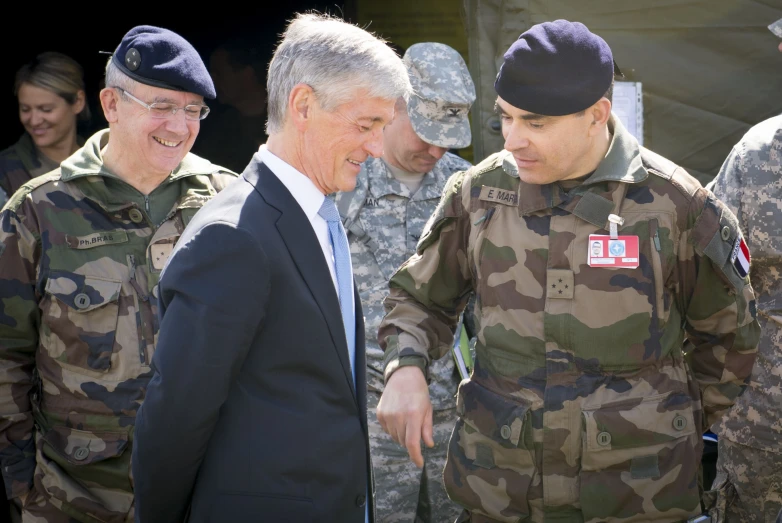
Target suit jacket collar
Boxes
[243,154,363,409]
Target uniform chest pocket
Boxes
[42,272,122,376]
[579,391,701,522]
[443,379,535,522]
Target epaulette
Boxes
[4,169,64,213]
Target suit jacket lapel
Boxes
[353,285,367,435]
[245,156,358,402]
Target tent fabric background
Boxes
[465,0,782,185]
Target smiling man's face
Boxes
[109,84,203,179]
[300,89,395,194]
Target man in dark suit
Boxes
[131,12,411,523]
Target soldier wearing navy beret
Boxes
[376,19,759,522]
[0,25,237,523]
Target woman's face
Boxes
[17,83,84,150]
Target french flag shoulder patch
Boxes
[730,234,750,278]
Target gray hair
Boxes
[266,13,412,134]
[104,58,139,94]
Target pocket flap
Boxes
[45,273,121,313]
[42,426,128,466]
[583,392,695,453]
[457,379,530,447]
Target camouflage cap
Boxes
[404,43,476,149]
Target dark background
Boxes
[0,1,357,162]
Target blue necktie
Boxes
[318,198,356,384]
[319,198,368,523]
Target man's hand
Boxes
[377,366,433,468]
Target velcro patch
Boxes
[67,231,129,249]
[729,235,750,278]
[473,443,495,469]
[150,243,174,271]
[631,454,660,479]
[479,186,518,206]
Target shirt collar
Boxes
[258,144,326,221]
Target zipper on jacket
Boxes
[649,219,666,325]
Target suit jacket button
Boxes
[355,494,366,507]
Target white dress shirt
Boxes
[257,145,355,321]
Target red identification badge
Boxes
[588,234,640,268]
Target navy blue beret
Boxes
[494,20,613,116]
[112,25,215,99]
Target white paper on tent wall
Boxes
[613,81,644,146]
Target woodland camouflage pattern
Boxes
[335,152,471,523]
[335,153,472,406]
[707,114,782,522]
[379,116,760,523]
[0,133,62,208]
[0,130,236,522]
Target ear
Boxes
[100,87,120,123]
[588,98,612,135]
[72,90,86,116]
[288,83,314,132]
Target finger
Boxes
[422,408,435,448]
[405,416,425,468]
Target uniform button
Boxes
[672,414,688,431]
[74,293,91,310]
[355,494,366,507]
[721,226,731,241]
[152,285,159,299]
[500,425,512,440]
[129,209,144,223]
[73,447,89,461]
[597,431,612,446]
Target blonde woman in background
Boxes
[0,52,90,205]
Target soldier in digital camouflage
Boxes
[376,20,760,523]
[0,26,236,522]
[702,113,782,522]
[0,52,90,208]
[334,42,475,523]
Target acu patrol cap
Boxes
[111,25,216,99]
[404,43,476,149]
[495,20,613,116]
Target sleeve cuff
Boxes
[383,355,428,384]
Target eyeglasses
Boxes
[112,86,210,121]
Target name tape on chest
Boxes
[67,231,129,250]
[479,186,518,206]
[588,234,640,269]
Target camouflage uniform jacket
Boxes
[0,129,236,522]
[379,116,760,523]
[0,133,64,208]
[710,115,782,455]
[334,153,471,410]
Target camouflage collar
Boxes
[515,114,647,215]
[60,129,221,183]
[13,132,61,178]
[583,115,647,186]
[367,157,438,200]
[60,130,220,214]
